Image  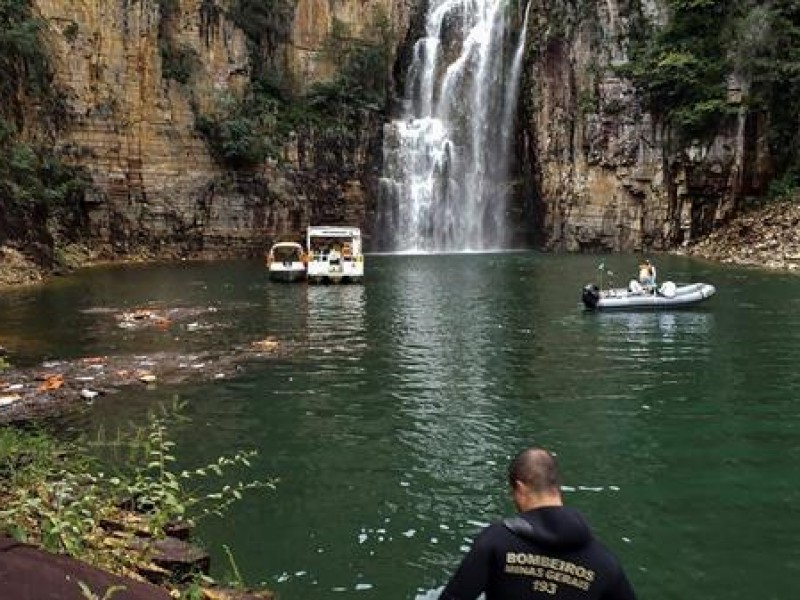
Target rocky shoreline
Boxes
[678,199,800,272]
[0,246,48,287]
[0,243,246,289]
[3,201,800,290]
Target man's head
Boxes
[507,447,563,512]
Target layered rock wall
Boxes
[34,0,407,258]
[290,0,402,90]
[27,0,773,258]
[521,0,771,252]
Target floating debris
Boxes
[250,338,279,352]
[0,332,292,423]
[113,306,218,331]
[0,394,21,407]
[82,356,107,365]
[37,374,64,392]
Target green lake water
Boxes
[1,252,799,599]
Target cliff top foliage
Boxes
[621,0,800,194]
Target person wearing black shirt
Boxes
[439,448,637,600]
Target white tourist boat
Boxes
[582,280,716,310]
[306,226,364,284]
[266,241,306,283]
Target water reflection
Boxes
[305,285,367,354]
[384,256,505,476]
[594,309,714,340]
[371,255,519,587]
[591,310,714,365]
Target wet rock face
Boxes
[519,1,771,252]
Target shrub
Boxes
[161,42,200,85]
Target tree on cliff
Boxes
[622,0,800,199]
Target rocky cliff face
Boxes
[34,0,405,258]
[519,0,772,252]
[26,0,774,261]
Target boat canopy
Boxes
[306,226,362,254]
[307,226,361,239]
[268,241,304,261]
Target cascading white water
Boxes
[379,0,530,252]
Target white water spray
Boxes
[379,0,531,252]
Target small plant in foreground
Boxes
[96,400,276,533]
[0,400,276,580]
[77,581,126,600]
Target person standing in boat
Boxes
[439,447,637,600]
[638,259,656,293]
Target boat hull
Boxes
[582,282,716,310]
[268,265,306,283]
[306,259,364,284]
[306,225,365,284]
[266,242,306,283]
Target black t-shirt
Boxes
[439,506,637,600]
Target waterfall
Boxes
[378,0,531,253]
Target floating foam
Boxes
[355,583,373,591]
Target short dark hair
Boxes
[508,448,561,493]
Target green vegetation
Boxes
[618,1,800,195]
[619,0,736,140]
[195,9,393,170]
[0,401,275,588]
[0,0,88,251]
[63,21,79,43]
[766,171,800,202]
[157,0,200,84]
[77,581,126,600]
[161,42,200,85]
[734,1,800,193]
[0,0,51,119]
[318,12,393,109]
[229,0,294,61]
[0,124,88,209]
[195,80,284,169]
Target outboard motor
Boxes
[581,284,600,310]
